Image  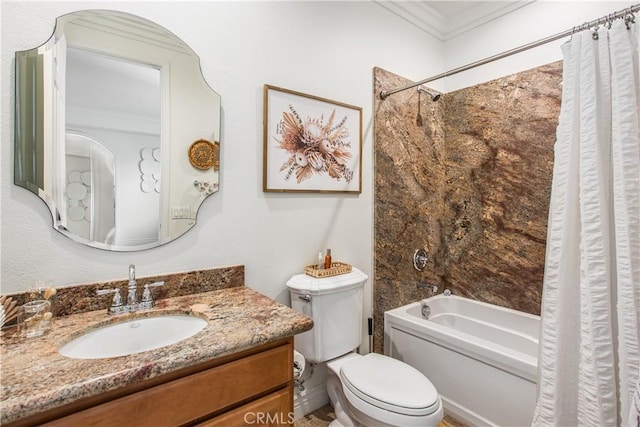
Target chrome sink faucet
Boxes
[97,265,165,314]
[127,264,138,310]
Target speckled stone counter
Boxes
[0,287,313,425]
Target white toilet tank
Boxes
[287,268,368,363]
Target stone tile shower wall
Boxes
[373,64,562,352]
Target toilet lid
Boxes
[340,353,439,416]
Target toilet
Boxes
[287,268,443,427]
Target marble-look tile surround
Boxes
[373,65,562,352]
[4,265,244,319]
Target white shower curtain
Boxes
[532,19,640,427]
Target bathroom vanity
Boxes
[0,287,313,426]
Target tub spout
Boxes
[417,282,438,293]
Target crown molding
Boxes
[373,1,536,41]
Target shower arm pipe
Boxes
[379,3,640,100]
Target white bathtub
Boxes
[384,294,540,427]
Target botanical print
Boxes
[263,85,361,193]
[275,105,353,184]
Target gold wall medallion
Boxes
[188,139,219,170]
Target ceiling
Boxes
[374,1,535,41]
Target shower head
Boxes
[417,86,441,102]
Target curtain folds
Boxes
[532,19,640,427]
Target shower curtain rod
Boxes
[379,3,640,100]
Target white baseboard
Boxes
[442,395,495,427]
[293,382,330,420]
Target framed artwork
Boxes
[263,84,362,193]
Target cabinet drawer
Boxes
[198,388,293,427]
[45,344,292,427]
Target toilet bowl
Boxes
[286,268,443,427]
[326,352,443,427]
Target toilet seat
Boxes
[339,353,440,416]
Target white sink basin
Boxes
[59,315,208,359]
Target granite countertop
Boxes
[0,286,313,425]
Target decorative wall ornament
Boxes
[188,139,219,170]
[139,147,160,193]
[66,170,91,222]
[193,180,218,195]
[263,84,362,193]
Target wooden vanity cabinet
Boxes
[16,338,294,427]
[198,388,293,427]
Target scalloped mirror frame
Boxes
[14,9,221,251]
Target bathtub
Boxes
[384,294,540,427]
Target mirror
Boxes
[15,10,221,251]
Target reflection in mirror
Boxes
[67,47,162,247]
[14,10,221,251]
[64,132,116,244]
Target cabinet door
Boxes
[199,387,293,427]
[43,344,291,427]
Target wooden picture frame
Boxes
[263,84,362,193]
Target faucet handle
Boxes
[139,281,165,309]
[97,288,124,315]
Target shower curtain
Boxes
[532,19,640,427]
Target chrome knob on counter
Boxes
[96,288,125,315]
[139,281,165,310]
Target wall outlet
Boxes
[172,206,190,219]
